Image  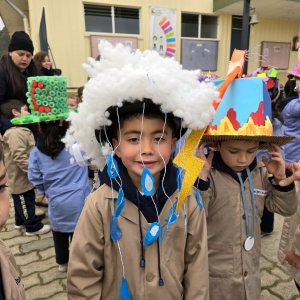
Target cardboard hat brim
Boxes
[11,112,71,125]
[201,135,294,148]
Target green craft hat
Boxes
[11,76,74,125]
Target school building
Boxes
[0,0,299,88]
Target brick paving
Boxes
[1,200,67,300]
[1,199,300,299]
[260,216,300,299]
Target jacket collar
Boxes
[212,151,257,183]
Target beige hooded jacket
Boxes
[67,184,209,300]
[201,161,297,300]
[3,127,34,194]
[0,239,26,299]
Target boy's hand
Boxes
[196,143,215,181]
[285,248,300,269]
[279,162,300,186]
[262,144,286,184]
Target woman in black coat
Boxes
[0,31,38,135]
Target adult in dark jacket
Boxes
[0,31,38,104]
[0,31,38,135]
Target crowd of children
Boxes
[1,31,300,300]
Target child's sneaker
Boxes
[14,224,25,230]
[58,263,68,272]
[25,224,51,236]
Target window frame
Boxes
[84,3,141,35]
[181,13,218,40]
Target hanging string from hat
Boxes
[246,43,281,70]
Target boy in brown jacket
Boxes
[66,42,217,299]
[196,74,298,299]
[0,142,26,299]
[1,99,50,235]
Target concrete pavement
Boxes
[1,199,300,299]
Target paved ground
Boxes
[1,199,300,299]
[260,216,300,300]
[2,201,67,300]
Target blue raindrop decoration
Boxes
[141,167,155,196]
[107,155,119,179]
[143,222,161,246]
[110,217,122,241]
[196,189,203,209]
[161,201,178,242]
[110,188,125,241]
[165,201,179,225]
[113,188,125,221]
[120,276,131,300]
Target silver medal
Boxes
[244,236,254,251]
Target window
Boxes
[181,13,217,39]
[84,4,140,34]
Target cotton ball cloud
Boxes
[64,41,218,168]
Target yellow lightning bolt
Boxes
[173,129,206,212]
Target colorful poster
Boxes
[150,7,176,58]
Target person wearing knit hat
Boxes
[0,31,38,106]
[8,31,34,55]
[0,31,38,136]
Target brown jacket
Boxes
[67,184,209,300]
[278,181,300,284]
[201,161,297,300]
[3,127,35,194]
[0,239,26,299]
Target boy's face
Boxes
[20,105,29,116]
[0,161,9,229]
[219,140,259,172]
[12,105,29,117]
[68,98,78,109]
[113,116,177,190]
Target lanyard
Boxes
[237,167,256,238]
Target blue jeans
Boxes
[12,189,43,233]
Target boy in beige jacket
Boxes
[0,142,26,299]
[66,42,217,299]
[1,99,50,235]
[196,73,298,300]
